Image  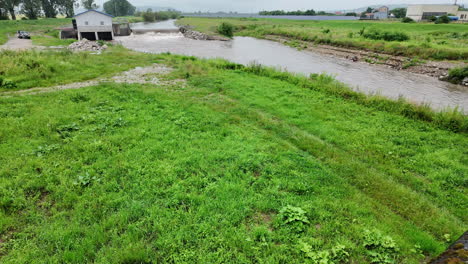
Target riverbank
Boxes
[177,17,468,60]
[177,17,468,80]
[0,47,467,263]
[264,35,467,81]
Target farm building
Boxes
[362,6,389,20]
[74,10,114,41]
[459,11,468,21]
[60,10,132,40]
[406,4,459,21]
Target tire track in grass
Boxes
[186,78,465,243]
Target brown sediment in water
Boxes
[430,231,468,264]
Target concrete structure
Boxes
[458,11,468,21]
[74,10,114,41]
[406,4,459,21]
[362,6,389,20]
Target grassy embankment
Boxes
[0,18,72,46]
[177,17,468,61]
[0,46,467,263]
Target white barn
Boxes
[74,10,114,41]
[406,5,459,21]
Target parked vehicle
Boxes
[17,31,31,39]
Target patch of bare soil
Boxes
[264,35,467,81]
[0,64,185,97]
[0,37,37,50]
[248,211,275,231]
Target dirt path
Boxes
[0,64,185,97]
[0,37,36,50]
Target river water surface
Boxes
[117,20,468,112]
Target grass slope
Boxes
[177,17,468,60]
[0,50,466,263]
[0,46,158,91]
[0,19,71,45]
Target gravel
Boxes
[68,39,108,52]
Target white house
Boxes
[74,10,114,41]
[458,11,468,21]
[406,4,459,21]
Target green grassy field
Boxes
[0,47,467,263]
[0,19,71,45]
[0,47,158,91]
[177,17,468,60]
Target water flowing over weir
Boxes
[119,20,468,113]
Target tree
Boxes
[57,0,78,17]
[0,1,8,20]
[21,0,42,19]
[304,9,316,16]
[4,0,21,20]
[103,0,136,16]
[81,0,97,10]
[41,0,58,18]
[365,7,373,13]
[391,8,407,18]
[435,15,450,24]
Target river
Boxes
[116,20,468,113]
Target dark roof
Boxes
[73,9,114,18]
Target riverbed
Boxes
[117,20,468,113]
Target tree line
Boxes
[259,10,319,16]
[0,0,137,20]
[137,9,181,22]
[258,10,358,16]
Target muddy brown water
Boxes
[120,20,468,113]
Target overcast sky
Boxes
[99,0,466,12]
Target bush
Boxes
[401,17,415,23]
[277,205,310,232]
[444,67,468,84]
[217,22,234,38]
[142,12,155,22]
[429,16,437,22]
[435,15,450,24]
[0,76,17,89]
[363,230,399,264]
[363,29,410,42]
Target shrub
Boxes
[401,17,415,23]
[363,29,410,42]
[217,22,234,38]
[362,230,399,264]
[429,16,437,22]
[142,12,155,22]
[444,67,468,84]
[277,205,309,232]
[301,243,350,264]
[435,15,450,24]
[0,76,17,89]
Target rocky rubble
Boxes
[179,26,229,41]
[68,39,108,52]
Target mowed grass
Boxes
[0,50,467,263]
[0,19,71,45]
[177,17,468,60]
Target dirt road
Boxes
[0,37,35,50]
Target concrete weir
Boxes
[131,29,180,35]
